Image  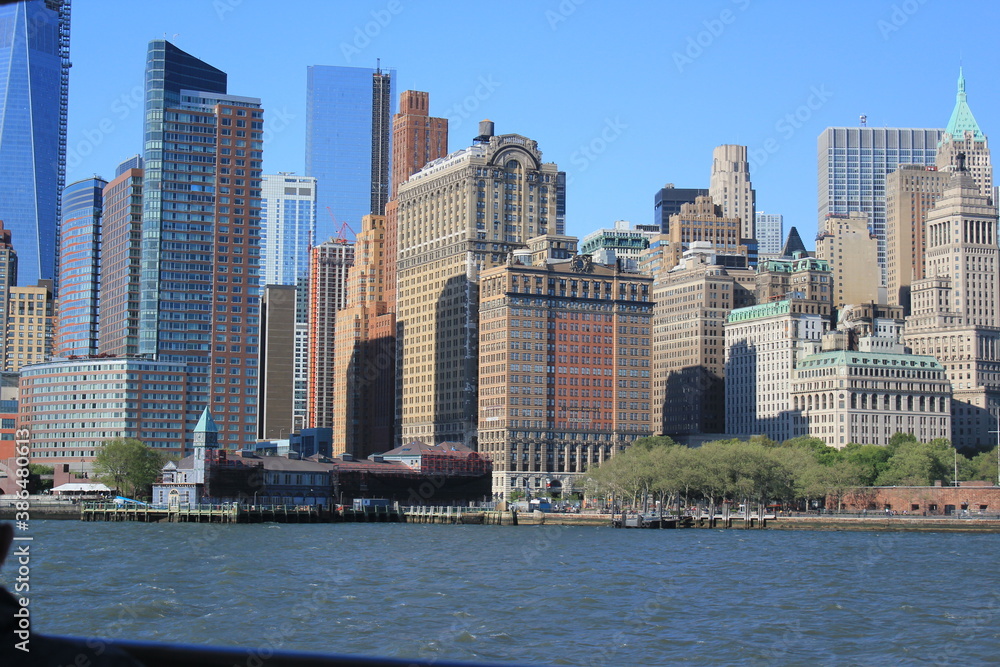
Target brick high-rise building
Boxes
[333,214,395,458]
[140,40,264,450]
[709,144,756,239]
[306,239,354,429]
[99,157,144,357]
[815,211,880,311]
[653,184,707,234]
[396,123,566,446]
[390,91,448,200]
[479,244,653,498]
[885,164,948,313]
[935,69,991,197]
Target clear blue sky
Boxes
[66,0,1000,243]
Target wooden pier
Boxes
[613,510,775,529]
[81,502,324,523]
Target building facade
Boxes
[815,211,880,310]
[258,285,296,440]
[57,176,106,357]
[662,195,749,272]
[725,299,829,442]
[579,220,658,267]
[139,40,263,449]
[791,338,951,448]
[305,64,396,239]
[99,158,144,356]
[19,357,188,471]
[709,144,756,239]
[395,125,565,447]
[651,245,756,436]
[306,239,354,429]
[817,127,942,283]
[0,0,71,286]
[478,252,653,498]
[884,164,948,313]
[260,173,316,289]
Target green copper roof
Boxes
[797,350,943,370]
[727,299,791,323]
[194,407,218,433]
[943,68,985,142]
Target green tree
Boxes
[875,439,953,487]
[93,438,167,499]
[969,448,999,484]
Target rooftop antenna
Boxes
[376,57,381,75]
[859,114,867,127]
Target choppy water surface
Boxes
[5,521,1000,665]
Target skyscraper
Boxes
[306,239,354,429]
[5,280,54,372]
[396,123,565,446]
[818,127,942,283]
[390,90,449,200]
[815,212,880,310]
[0,0,71,286]
[709,145,756,239]
[653,184,708,234]
[305,64,396,240]
[884,164,948,312]
[904,167,1000,450]
[260,173,316,288]
[936,69,992,196]
[140,40,263,449]
[56,176,106,357]
[99,156,144,356]
[755,212,784,257]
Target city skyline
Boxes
[64,1,1000,244]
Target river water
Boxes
[3,520,999,665]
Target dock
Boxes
[612,510,776,529]
[339,505,517,525]
[81,502,324,523]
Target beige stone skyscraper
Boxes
[935,69,992,197]
[709,144,756,239]
[904,168,1000,449]
[885,165,949,313]
[663,196,749,271]
[396,123,565,446]
[650,244,755,436]
[815,211,880,310]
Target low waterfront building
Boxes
[837,481,1000,515]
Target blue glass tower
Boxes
[305,65,395,241]
[141,40,264,450]
[57,176,106,357]
[0,0,71,287]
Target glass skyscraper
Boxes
[260,173,316,288]
[305,65,395,242]
[141,40,264,450]
[0,0,71,286]
[57,176,106,357]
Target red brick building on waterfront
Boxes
[834,481,1000,516]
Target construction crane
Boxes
[326,206,356,244]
